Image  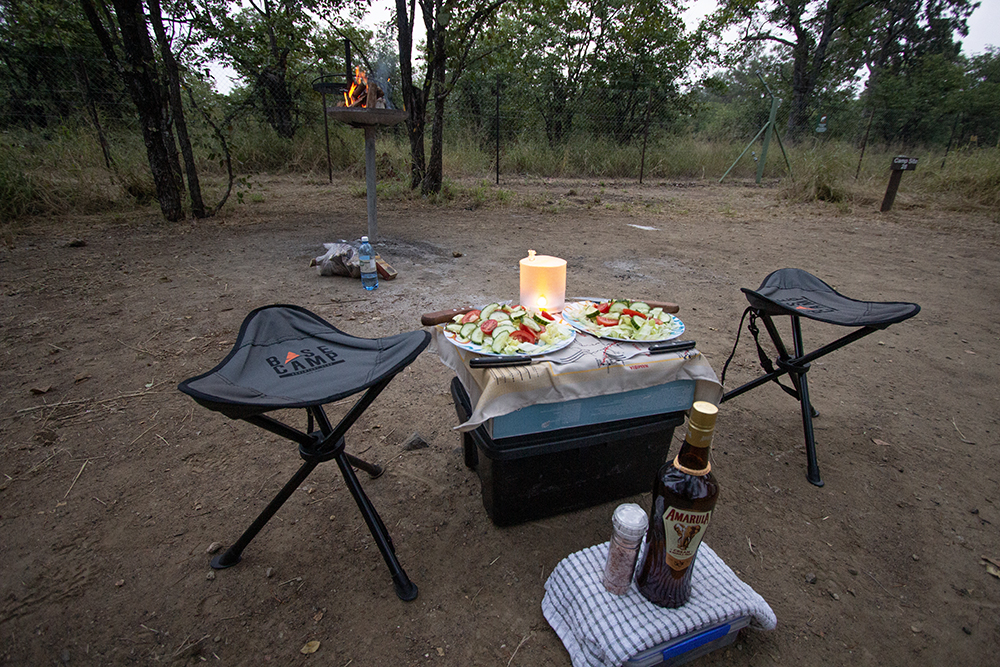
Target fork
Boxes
[537,349,585,365]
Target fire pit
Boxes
[326,69,407,242]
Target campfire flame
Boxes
[341,67,386,109]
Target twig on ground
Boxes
[129,425,155,446]
[506,632,534,667]
[866,571,894,596]
[952,419,975,444]
[64,459,88,498]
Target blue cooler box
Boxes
[450,377,693,526]
[626,615,751,667]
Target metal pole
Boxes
[941,112,961,169]
[855,108,874,180]
[495,74,500,185]
[756,94,778,184]
[320,71,332,183]
[639,88,652,184]
[365,125,377,241]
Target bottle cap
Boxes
[612,503,648,539]
[361,236,368,243]
[688,401,718,435]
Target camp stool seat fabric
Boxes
[721,269,920,486]
[178,304,430,600]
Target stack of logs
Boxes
[341,69,386,109]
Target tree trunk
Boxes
[258,61,296,139]
[397,0,426,189]
[424,89,446,195]
[423,21,447,195]
[147,0,206,218]
[85,0,183,220]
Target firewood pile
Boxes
[340,68,386,109]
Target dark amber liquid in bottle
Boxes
[635,402,719,608]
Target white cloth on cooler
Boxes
[542,542,776,667]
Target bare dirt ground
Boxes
[1,174,998,666]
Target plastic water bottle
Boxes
[359,236,378,290]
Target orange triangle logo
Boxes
[284,352,299,363]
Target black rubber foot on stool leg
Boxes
[394,577,418,601]
[211,548,242,570]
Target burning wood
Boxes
[341,67,386,109]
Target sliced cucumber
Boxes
[480,303,500,320]
[491,331,510,353]
[492,311,511,322]
[460,322,478,338]
[445,323,463,333]
[471,327,485,345]
[453,314,466,323]
[609,301,627,314]
[522,318,542,332]
[631,301,650,313]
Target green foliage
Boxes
[0,0,123,130]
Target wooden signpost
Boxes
[881,156,918,212]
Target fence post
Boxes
[855,107,874,180]
[941,113,961,169]
[639,89,652,184]
[496,74,501,185]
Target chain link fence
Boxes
[3,49,995,215]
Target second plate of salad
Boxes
[561,299,685,342]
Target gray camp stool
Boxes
[178,304,430,600]
[720,269,920,487]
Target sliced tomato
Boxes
[595,315,618,327]
[596,301,612,314]
[539,310,555,321]
[480,319,498,334]
[622,308,647,319]
[460,309,481,323]
[510,330,537,344]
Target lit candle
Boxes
[519,250,567,313]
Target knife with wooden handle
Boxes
[420,307,476,326]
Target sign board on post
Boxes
[881,156,918,212]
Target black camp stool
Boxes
[178,304,430,601]
[720,269,919,487]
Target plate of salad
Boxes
[441,303,576,356]
[561,299,685,342]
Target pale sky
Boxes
[209,0,998,93]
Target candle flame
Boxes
[537,295,547,308]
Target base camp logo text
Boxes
[266,345,344,377]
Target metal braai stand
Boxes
[326,108,408,242]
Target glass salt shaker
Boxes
[602,503,649,595]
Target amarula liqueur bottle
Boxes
[635,401,720,608]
